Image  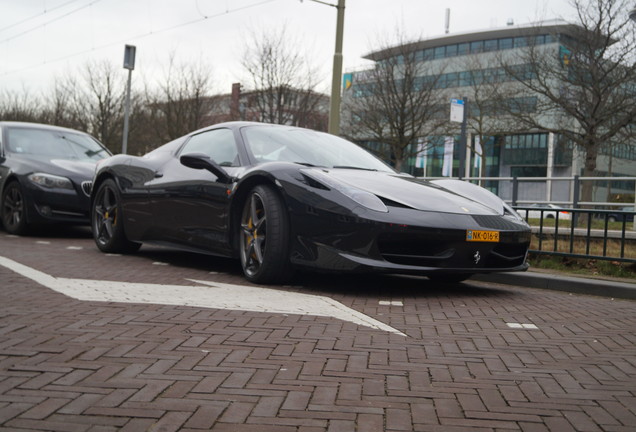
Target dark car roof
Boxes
[189,121,300,136]
[0,121,93,136]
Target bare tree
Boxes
[460,56,523,179]
[144,55,216,142]
[0,88,42,122]
[38,80,80,128]
[241,25,326,129]
[498,0,636,204]
[54,60,127,152]
[341,32,449,171]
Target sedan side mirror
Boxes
[180,152,234,184]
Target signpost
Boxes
[122,45,136,154]
[450,97,468,179]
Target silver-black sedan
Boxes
[0,121,111,234]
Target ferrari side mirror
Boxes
[180,152,234,183]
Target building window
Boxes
[499,37,513,49]
[446,44,458,57]
[459,71,471,87]
[510,166,547,177]
[445,72,459,88]
[457,43,469,55]
[514,36,528,48]
[484,39,498,52]
[470,40,484,53]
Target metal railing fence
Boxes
[420,175,636,263]
[513,206,635,264]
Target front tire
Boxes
[1,181,29,235]
[92,179,140,253]
[239,184,292,284]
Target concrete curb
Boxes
[474,271,636,300]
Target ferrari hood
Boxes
[49,159,97,178]
[318,168,504,215]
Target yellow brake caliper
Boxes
[247,217,255,258]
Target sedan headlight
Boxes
[28,173,74,190]
[301,169,388,213]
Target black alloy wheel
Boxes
[239,184,291,284]
[92,179,140,253]
[1,181,28,235]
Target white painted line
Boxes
[0,255,406,336]
[105,253,122,257]
[66,246,83,250]
[379,301,403,306]
[506,322,539,330]
[36,241,51,245]
[152,262,169,266]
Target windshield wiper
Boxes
[294,161,323,167]
[332,165,377,171]
[85,148,108,157]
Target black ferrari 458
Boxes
[0,121,111,235]
[90,121,531,284]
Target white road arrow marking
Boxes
[0,255,405,336]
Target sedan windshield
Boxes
[6,128,108,162]
[241,126,395,172]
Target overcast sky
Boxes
[0,0,575,96]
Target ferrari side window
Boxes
[181,129,239,167]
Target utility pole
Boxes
[302,0,346,135]
[458,96,468,180]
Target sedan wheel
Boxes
[240,185,291,284]
[92,179,140,253]
[1,181,28,235]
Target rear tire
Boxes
[1,181,29,235]
[92,179,140,253]
[239,184,292,284]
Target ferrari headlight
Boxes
[503,202,527,224]
[301,169,388,213]
[28,173,74,190]
[345,189,388,212]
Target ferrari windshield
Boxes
[241,125,395,172]
[6,127,109,162]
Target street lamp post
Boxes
[629,6,636,230]
[303,0,345,135]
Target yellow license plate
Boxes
[466,230,499,242]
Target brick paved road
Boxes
[0,227,635,431]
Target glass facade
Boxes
[348,29,633,190]
[412,34,555,63]
[353,66,537,97]
[502,133,548,165]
